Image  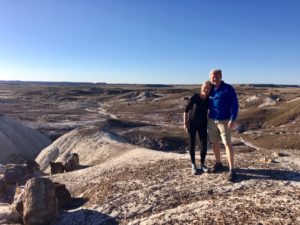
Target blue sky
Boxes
[0,0,299,84]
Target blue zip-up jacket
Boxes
[209,81,239,121]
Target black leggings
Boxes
[188,122,207,165]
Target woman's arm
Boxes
[183,112,189,130]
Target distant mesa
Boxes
[137,91,160,101]
[144,84,173,88]
[119,91,161,102]
[240,83,300,88]
[0,115,51,164]
[0,80,106,86]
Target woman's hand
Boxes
[183,123,187,130]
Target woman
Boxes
[183,80,212,175]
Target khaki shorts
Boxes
[208,118,232,145]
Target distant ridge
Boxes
[0,80,299,88]
[0,80,106,86]
[144,84,173,88]
[239,84,300,88]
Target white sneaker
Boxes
[200,164,210,173]
[191,164,198,175]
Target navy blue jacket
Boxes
[209,81,239,121]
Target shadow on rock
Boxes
[53,209,119,225]
[236,168,300,182]
[65,197,88,210]
[76,164,91,170]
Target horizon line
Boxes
[0,80,299,87]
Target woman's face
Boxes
[201,83,211,97]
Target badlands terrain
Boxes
[0,81,299,224]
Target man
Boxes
[184,80,211,175]
[208,69,239,181]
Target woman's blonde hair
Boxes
[202,80,212,86]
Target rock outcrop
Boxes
[0,115,51,164]
[10,180,72,224]
[23,178,58,225]
[62,153,79,172]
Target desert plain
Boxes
[0,81,299,224]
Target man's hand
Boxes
[228,121,235,130]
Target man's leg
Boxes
[224,143,234,170]
[212,141,221,163]
[218,121,236,181]
[208,119,221,164]
[218,121,234,169]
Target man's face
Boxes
[210,72,222,87]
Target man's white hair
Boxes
[210,69,222,75]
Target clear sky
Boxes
[0,0,299,84]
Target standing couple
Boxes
[183,69,239,182]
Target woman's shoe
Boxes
[200,164,210,173]
[191,164,198,175]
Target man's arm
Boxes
[228,86,239,129]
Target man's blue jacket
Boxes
[209,81,239,121]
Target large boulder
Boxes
[11,185,25,218]
[23,178,58,225]
[0,115,51,164]
[62,153,79,172]
[11,181,71,221]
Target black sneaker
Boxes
[210,162,224,173]
[228,169,237,182]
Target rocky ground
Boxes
[50,140,300,225]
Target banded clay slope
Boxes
[48,130,300,224]
[0,115,51,164]
[237,96,300,150]
[35,122,131,172]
